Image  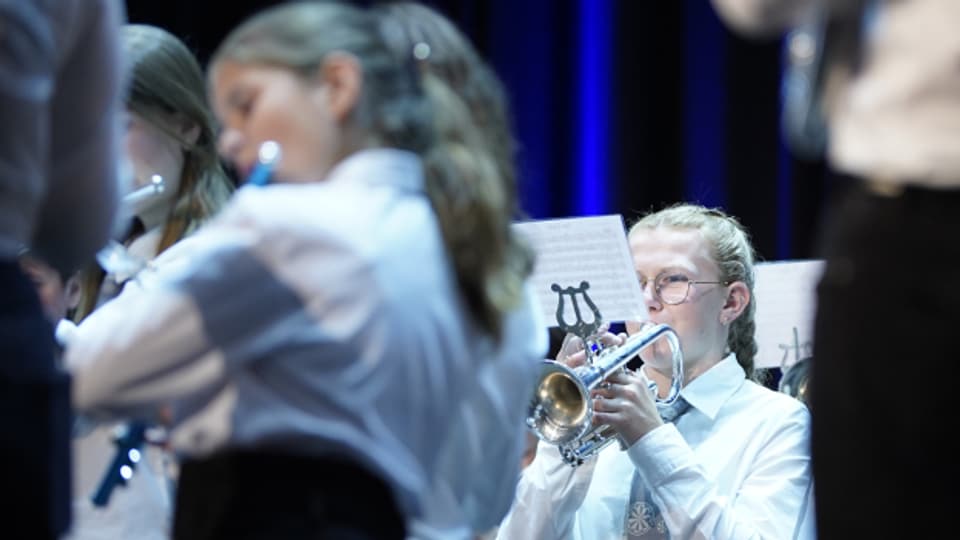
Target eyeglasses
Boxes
[639,272,730,305]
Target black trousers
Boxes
[811,178,960,539]
[0,260,71,539]
[173,450,406,540]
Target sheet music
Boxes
[753,259,825,369]
[513,215,647,327]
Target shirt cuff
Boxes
[625,423,693,486]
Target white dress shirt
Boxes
[408,284,548,540]
[67,148,548,530]
[497,355,814,539]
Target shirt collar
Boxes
[678,353,746,420]
[324,148,424,193]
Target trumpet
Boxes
[526,323,683,467]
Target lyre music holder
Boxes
[552,281,604,363]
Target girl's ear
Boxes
[179,121,201,146]
[719,281,749,326]
[317,52,362,122]
[168,111,201,148]
[64,275,82,311]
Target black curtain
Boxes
[125,0,831,262]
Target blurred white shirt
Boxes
[67,148,547,533]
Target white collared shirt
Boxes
[67,148,548,526]
[497,355,814,539]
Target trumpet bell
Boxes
[528,363,592,445]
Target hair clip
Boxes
[412,42,431,61]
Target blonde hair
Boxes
[123,24,234,250]
[629,203,761,381]
[372,2,522,216]
[373,2,534,339]
[75,24,234,322]
[211,2,531,342]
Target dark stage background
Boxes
[125,0,832,264]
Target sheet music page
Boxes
[513,215,647,328]
[753,259,825,369]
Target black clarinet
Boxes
[90,421,148,507]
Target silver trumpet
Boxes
[526,323,684,467]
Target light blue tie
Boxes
[624,397,690,539]
[658,397,690,424]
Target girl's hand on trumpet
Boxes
[555,324,627,368]
[590,368,663,447]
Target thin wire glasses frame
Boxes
[640,272,731,305]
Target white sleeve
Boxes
[709,0,813,37]
[629,408,814,539]
[495,441,596,540]
[66,271,222,421]
[65,226,261,421]
[709,0,867,37]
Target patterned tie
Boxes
[657,397,690,424]
[624,397,690,539]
